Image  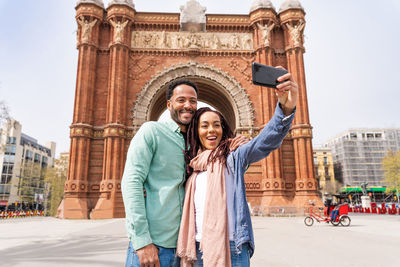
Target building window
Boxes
[5,145,16,155]
[3,155,15,163]
[42,156,48,168]
[6,137,16,144]
[25,150,32,160]
[34,153,41,163]
[323,157,328,165]
[2,165,13,175]
[1,174,11,184]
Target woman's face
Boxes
[198,111,223,150]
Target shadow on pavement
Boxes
[0,236,127,267]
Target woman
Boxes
[177,69,298,267]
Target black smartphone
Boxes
[252,62,288,89]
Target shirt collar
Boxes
[165,117,184,133]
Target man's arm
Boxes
[121,122,160,266]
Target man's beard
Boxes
[170,107,193,126]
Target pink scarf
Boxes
[177,150,231,267]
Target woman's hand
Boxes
[275,66,299,116]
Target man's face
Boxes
[167,84,198,128]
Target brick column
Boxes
[250,8,291,209]
[90,4,135,219]
[63,3,104,219]
[279,9,321,208]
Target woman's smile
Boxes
[198,111,223,150]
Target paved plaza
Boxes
[0,214,399,267]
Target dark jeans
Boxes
[193,241,250,267]
[331,210,339,221]
[125,242,180,267]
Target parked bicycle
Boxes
[304,201,351,227]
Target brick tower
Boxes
[61,0,321,219]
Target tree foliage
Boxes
[0,100,10,125]
[44,162,67,216]
[0,100,11,152]
[382,150,400,193]
[18,161,43,203]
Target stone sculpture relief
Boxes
[131,31,253,50]
[110,19,129,43]
[257,22,275,47]
[77,17,97,43]
[286,20,305,47]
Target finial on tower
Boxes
[250,0,275,13]
[108,0,135,9]
[278,0,304,13]
[76,0,104,9]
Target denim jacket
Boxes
[225,103,295,256]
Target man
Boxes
[122,80,198,267]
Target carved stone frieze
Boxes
[290,126,312,138]
[70,124,93,138]
[131,31,253,51]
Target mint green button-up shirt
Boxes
[121,119,186,250]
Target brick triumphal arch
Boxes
[62,0,320,219]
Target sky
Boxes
[1,0,400,157]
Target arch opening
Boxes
[132,62,255,133]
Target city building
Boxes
[313,146,337,194]
[54,152,69,177]
[0,120,56,210]
[324,128,400,187]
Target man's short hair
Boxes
[166,80,198,100]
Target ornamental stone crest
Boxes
[180,0,207,32]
